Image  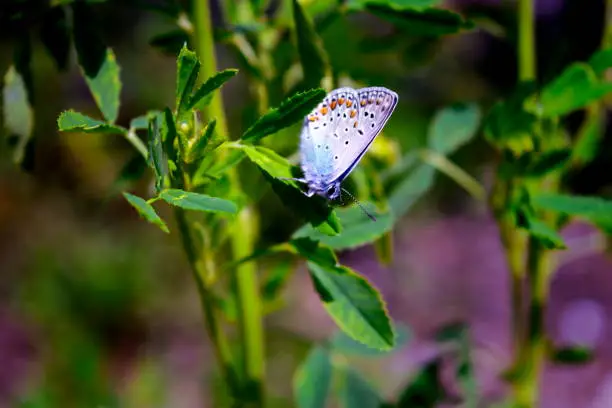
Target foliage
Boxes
[2,0,612,407]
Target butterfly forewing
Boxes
[299,86,398,193]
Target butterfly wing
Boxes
[326,86,398,183]
[299,87,360,188]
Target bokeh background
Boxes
[1,0,612,407]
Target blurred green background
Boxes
[2,0,612,407]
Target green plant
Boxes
[4,0,612,407]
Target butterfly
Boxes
[289,86,398,220]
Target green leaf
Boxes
[186,119,216,163]
[261,258,295,302]
[293,347,332,408]
[292,203,394,249]
[429,103,481,154]
[588,48,612,76]
[330,323,410,356]
[530,193,612,233]
[348,0,441,11]
[292,239,395,350]
[519,215,567,250]
[524,64,612,117]
[187,69,238,111]
[388,164,435,219]
[499,148,572,179]
[483,83,538,155]
[339,368,384,408]
[130,110,162,130]
[550,346,594,365]
[175,44,200,118]
[159,189,238,214]
[40,6,71,70]
[292,0,332,89]
[241,145,341,235]
[122,192,169,233]
[365,3,474,37]
[57,110,127,134]
[3,65,33,164]
[572,107,604,166]
[147,112,168,191]
[72,2,122,125]
[241,88,326,142]
[396,359,445,408]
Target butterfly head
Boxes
[306,181,341,201]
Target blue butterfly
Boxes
[290,87,398,220]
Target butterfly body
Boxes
[298,86,398,200]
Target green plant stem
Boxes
[192,1,265,406]
[518,0,535,81]
[174,208,240,395]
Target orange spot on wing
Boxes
[338,97,345,105]
[353,121,358,128]
[360,99,367,107]
[308,116,316,122]
[350,110,357,118]
[330,100,337,110]
[320,107,328,115]
[346,100,353,108]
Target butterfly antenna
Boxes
[340,188,377,222]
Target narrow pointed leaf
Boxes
[186,69,238,111]
[241,88,326,142]
[122,192,169,233]
[187,119,216,163]
[159,189,238,214]
[293,347,332,408]
[176,45,200,109]
[530,193,612,232]
[57,110,126,134]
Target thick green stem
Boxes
[192,1,265,406]
[174,208,240,395]
[517,0,536,82]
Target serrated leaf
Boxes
[159,189,238,214]
[588,48,612,76]
[122,192,169,233]
[339,368,384,408]
[396,359,445,408]
[57,110,127,134]
[176,45,200,118]
[530,193,612,233]
[388,164,435,219]
[3,65,33,164]
[40,6,70,70]
[292,238,395,350]
[292,0,332,89]
[365,3,474,37]
[241,88,326,142]
[551,346,594,365]
[292,203,394,249]
[72,3,121,124]
[187,119,216,163]
[330,323,410,356]
[293,347,332,408]
[429,103,481,154]
[187,69,238,111]
[525,64,612,117]
[241,145,341,235]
